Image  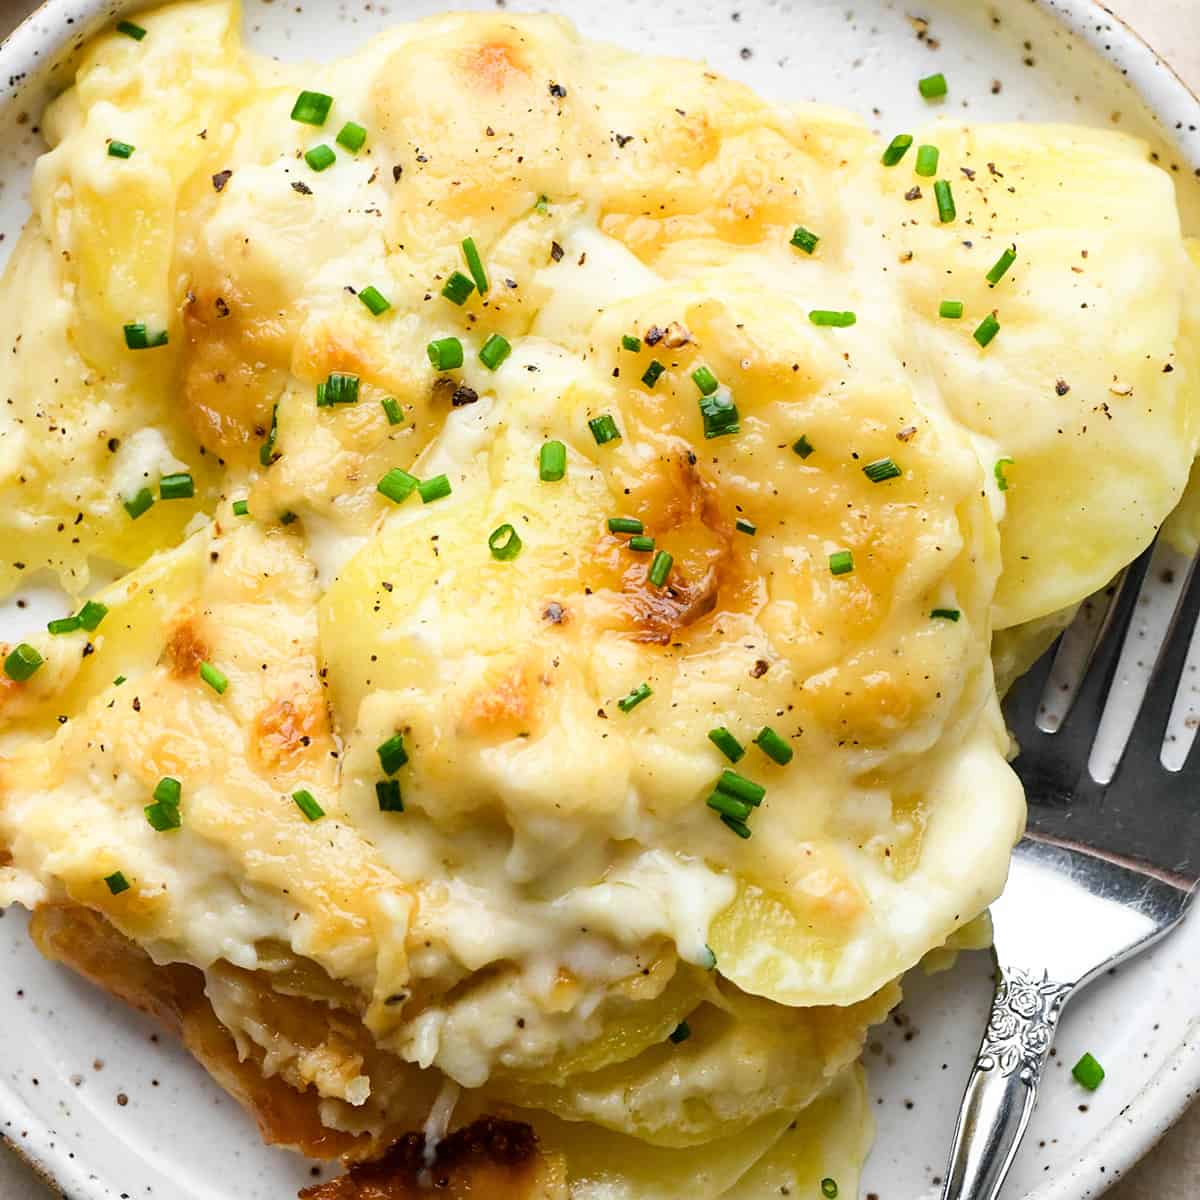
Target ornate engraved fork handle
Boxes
[940,961,1074,1200]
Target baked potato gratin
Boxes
[1,1,1199,1195]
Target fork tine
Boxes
[1002,633,1059,738]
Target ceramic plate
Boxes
[0,1,1198,1197]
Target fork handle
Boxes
[940,961,1074,1200]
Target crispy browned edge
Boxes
[29,903,566,1199]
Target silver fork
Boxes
[939,542,1200,1200]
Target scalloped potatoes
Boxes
[1,2,1198,1195]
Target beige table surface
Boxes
[0,0,1197,1197]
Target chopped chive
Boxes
[648,550,673,588]
[124,487,155,520]
[707,792,754,822]
[304,144,336,172]
[716,770,765,806]
[488,523,523,561]
[441,270,476,306]
[539,440,566,482]
[986,244,1017,286]
[618,682,653,712]
[589,414,621,445]
[104,870,130,895]
[377,732,409,775]
[144,801,181,832]
[316,371,359,406]
[123,322,168,350]
[159,472,194,500]
[919,72,948,99]
[336,121,367,152]
[939,300,964,320]
[291,91,334,126]
[376,779,404,812]
[426,336,464,371]
[48,616,81,635]
[931,608,962,621]
[260,403,279,466]
[915,144,940,177]
[232,499,250,516]
[829,550,854,576]
[754,726,793,765]
[1072,1052,1105,1091]
[708,727,745,763]
[641,360,665,388]
[418,474,452,503]
[153,777,182,807]
[628,535,655,552]
[377,468,419,504]
[809,310,857,327]
[292,789,324,821]
[381,396,404,426]
[608,517,644,534]
[358,286,391,316]
[113,675,126,686]
[621,334,642,352]
[863,457,902,484]
[107,140,135,159]
[479,332,511,371]
[821,1180,840,1199]
[535,194,550,214]
[199,661,228,695]
[994,457,1014,492]
[735,517,757,536]
[462,236,489,295]
[668,1021,691,1044]
[116,19,147,40]
[790,225,820,254]
[792,434,815,459]
[934,179,956,223]
[692,365,719,396]
[699,387,739,439]
[77,600,108,632]
[721,814,752,839]
[4,644,43,681]
[881,133,914,166]
[974,312,1001,348]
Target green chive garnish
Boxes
[934,179,956,223]
[939,300,964,319]
[974,313,1001,347]
[994,457,1014,492]
[648,550,673,588]
[123,323,168,350]
[931,608,962,621]
[154,777,181,806]
[641,360,665,388]
[881,133,914,166]
[669,1021,691,1044]
[829,550,854,576]
[821,1180,840,1199]
[735,518,757,535]
[304,144,336,172]
[618,682,652,712]
[479,332,511,371]
[107,140,135,159]
[377,732,408,775]
[790,226,820,254]
[708,727,745,763]
[462,236,489,295]
[621,334,642,352]
[381,396,404,426]
[539,440,566,482]
[292,789,324,821]
[754,726,793,765]
[104,870,130,895]
[260,403,279,466]
[589,414,621,445]
[199,661,228,695]
[714,769,764,806]
[4,644,43,681]
[535,194,550,215]
[376,779,404,812]
[117,19,147,40]
[793,434,814,459]
[48,616,80,635]
[144,802,181,832]
[919,72,948,99]
[699,388,739,439]
[707,791,754,822]
[232,499,250,516]
[159,472,194,500]
[721,814,752,839]
[291,91,333,126]
[488,523,523,561]
[336,121,367,152]
[628,535,655,552]
[1071,1052,1105,1091]
[124,487,155,520]
[316,371,359,406]
[809,310,856,327]
[915,144,939,177]
[78,601,108,632]
[377,468,419,504]
[987,244,1017,286]
[863,457,902,483]
[441,271,476,305]
[358,286,391,316]
[426,336,464,371]
[608,517,644,534]
[418,474,451,503]
[692,366,719,396]
[113,676,126,686]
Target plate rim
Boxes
[0,0,1197,1196]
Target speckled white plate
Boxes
[0,2,1198,1198]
